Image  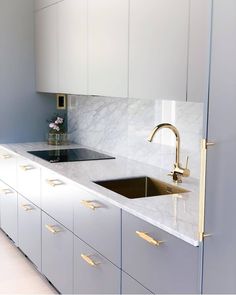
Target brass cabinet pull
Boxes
[0,188,14,195]
[46,179,64,187]
[81,254,100,267]
[0,153,11,159]
[136,231,164,246]
[80,200,100,210]
[21,204,34,211]
[19,165,35,171]
[45,224,61,234]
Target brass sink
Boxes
[94,176,189,199]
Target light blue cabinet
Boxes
[74,235,121,294]
[42,212,73,294]
[18,194,41,271]
[0,182,18,243]
[122,271,152,294]
[122,211,200,294]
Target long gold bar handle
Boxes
[81,254,100,267]
[0,188,14,195]
[136,231,164,246]
[46,179,64,187]
[21,204,34,211]
[80,200,100,210]
[20,165,35,171]
[0,154,11,159]
[45,224,61,234]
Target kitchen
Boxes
[0,0,235,294]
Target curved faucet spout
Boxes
[148,123,190,183]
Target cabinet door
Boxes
[122,272,152,294]
[41,169,75,231]
[129,0,189,101]
[187,0,212,102]
[202,0,236,292]
[74,187,121,267]
[0,148,17,188]
[122,211,200,294]
[18,195,41,271]
[88,0,129,97]
[35,4,58,93]
[17,158,41,207]
[58,0,87,95]
[74,235,120,294]
[42,212,73,294]
[0,182,17,243]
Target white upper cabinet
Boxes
[88,0,129,97]
[58,0,87,95]
[129,0,189,101]
[187,0,212,102]
[35,4,58,93]
[35,0,62,11]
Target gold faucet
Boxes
[148,123,190,183]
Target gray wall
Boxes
[0,0,57,144]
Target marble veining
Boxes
[1,142,200,246]
[68,96,204,179]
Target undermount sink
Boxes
[94,176,189,199]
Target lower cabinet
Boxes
[42,212,73,294]
[74,235,121,294]
[121,271,152,294]
[0,182,18,243]
[18,194,41,271]
[122,211,200,294]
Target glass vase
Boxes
[47,132,68,146]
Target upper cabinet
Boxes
[129,0,189,101]
[87,0,129,97]
[187,0,212,102]
[58,0,87,95]
[35,0,87,94]
[34,0,210,102]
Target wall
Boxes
[0,0,57,144]
[68,95,203,179]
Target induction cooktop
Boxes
[27,148,115,163]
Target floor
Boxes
[0,230,57,294]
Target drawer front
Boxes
[42,212,73,294]
[41,169,75,230]
[74,188,121,267]
[17,158,41,207]
[122,271,152,294]
[18,195,41,270]
[0,148,17,188]
[122,211,200,294]
[0,182,18,243]
[74,235,121,294]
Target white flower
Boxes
[56,117,63,124]
[55,126,60,132]
[49,123,55,129]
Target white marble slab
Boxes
[1,142,200,246]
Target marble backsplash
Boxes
[68,95,204,179]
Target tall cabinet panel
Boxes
[203,0,236,293]
[58,0,87,95]
[129,0,189,101]
[187,0,212,102]
[88,0,129,97]
[35,4,58,93]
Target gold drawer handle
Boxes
[20,165,35,171]
[21,204,34,211]
[0,154,11,159]
[45,224,61,234]
[81,254,100,267]
[136,231,164,247]
[81,200,100,210]
[46,179,64,187]
[0,188,14,195]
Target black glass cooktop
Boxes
[27,148,115,163]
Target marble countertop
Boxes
[1,142,200,246]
